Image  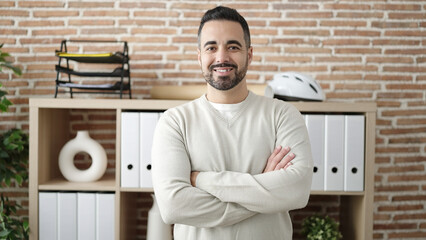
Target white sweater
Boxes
[152,92,313,240]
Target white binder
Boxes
[121,112,140,188]
[140,112,159,188]
[39,192,57,240]
[96,193,115,240]
[344,115,365,191]
[324,115,345,191]
[77,193,96,239]
[305,114,325,191]
[58,192,77,240]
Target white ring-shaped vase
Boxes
[59,130,107,182]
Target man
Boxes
[152,6,313,240]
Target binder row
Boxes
[304,114,365,192]
[121,112,364,192]
[121,112,161,188]
[39,192,115,240]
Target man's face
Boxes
[198,20,253,91]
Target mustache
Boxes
[209,63,237,71]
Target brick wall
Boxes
[0,0,425,239]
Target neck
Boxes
[206,80,249,104]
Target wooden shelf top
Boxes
[30,98,376,113]
[38,174,115,192]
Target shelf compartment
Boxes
[38,174,115,191]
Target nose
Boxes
[215,47,229,63]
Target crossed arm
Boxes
[191,145,295,187]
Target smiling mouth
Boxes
[209,63,237,73]
[214,68,233,73]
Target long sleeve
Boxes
[195,102,313,213]
[152,109,256,228]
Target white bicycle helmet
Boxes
[265,72,324,101]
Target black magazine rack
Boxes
[54,40,131,99]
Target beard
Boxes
[202,60,248,91]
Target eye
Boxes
[229,46,240,51]
[205,46,216,52]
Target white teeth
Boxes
[216,69,231,72]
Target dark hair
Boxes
[197,6,251,49]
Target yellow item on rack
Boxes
[55,52,113,57]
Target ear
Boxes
[197,48,201,66]
[247,46,253,65]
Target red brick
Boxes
[376,146,419,153]
[120,2,165,8]
[323,39,370,46]
[287,11,333,19]
[337,12,383,18]
[68,2,114,8]
[18,1,64,7]
[374,223,417,230]
[320,20,366,27]
[0,29,27,35]
[335,83,380,90]
[270,21,316,27]
[388,174,426,182]
[69,19,114,26]
[316,74,362,81]
[0,20,15,26]
[366,75,412,81]
[378,165,424,174]
[83,10,129,17]
[366,57,413,64]
[315,56,361,63]
[0,10,29,16]
[373,4,421,11]
[388,231,426,239]
[335,48,381,54]
[121,20,166,26]
[224,3,268,10]
[395,156,426,164]
[375,185,419,192]
[326,92,372,99]
[385,30,426,37]
[384,66,426,73]
[134,11,180,18]
[373,39,420,46]
[170,2,216,10]
[273,3,319,10]
[372,21,418,29]
[389,12,426,19]
[331,65,378,72]
[0,1,15,7]
[33,10,79,17]
[285,47,331,54]
[335,29,381,37]
[380,127,426,135]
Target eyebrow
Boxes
[203,40,243,48]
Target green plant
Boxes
[301,215,343,240]
[0,44,21,76]
[0,43,28,240]
[0,43,21,113]
[0,196,29,239]
[0,129,29,187]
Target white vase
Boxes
[147,194,172,240]
[58,130,107,182]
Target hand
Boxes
[263,146,295,173]
[191,171,200,187]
